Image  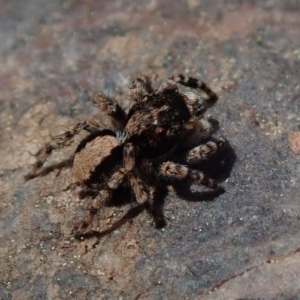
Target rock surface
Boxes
[1,0,300,299]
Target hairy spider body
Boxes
[126,90,192,157]
[26,74,226,235]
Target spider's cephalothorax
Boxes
[26,74,226,235]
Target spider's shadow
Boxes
[75,184,168,242]
[74,204,145,242]
[24,157,74,180]
[25,138,236,241]
[75,141,236,241]
[193,139,236,182]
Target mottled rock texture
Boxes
[1,0,300,299]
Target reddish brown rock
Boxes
[289,132,300,155]
[1,1,300,299]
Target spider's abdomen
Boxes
[73,134,122,185]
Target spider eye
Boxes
[155,127,165,134]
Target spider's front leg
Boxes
[160,161,223,191]
[73,168,126,237]
[129,76,153,102]
[25,120,101,180]
[94,92,127,129]
[184,117,214,147]
[169,74,218,106]
[161,74,218,116]
[186,137,226,164]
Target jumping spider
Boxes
[26,74,226,236]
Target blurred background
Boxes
[1,1,300,299]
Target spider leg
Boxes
[129,76,153,102]
[94,92,127,129]
[130,175,165,228]
[186,137,226,164]
[160,74,217,115]
[184,117,214,147]
[169,74,218,106]
[73,168,126,236]
[25,120,101,180]
[74,189,110,234]
[130,175,151,206]
[160,161,223,190]
[124,143,164,227]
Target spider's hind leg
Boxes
[73,189,111,235]
[25,120,101,180]
[73,168,127,237]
